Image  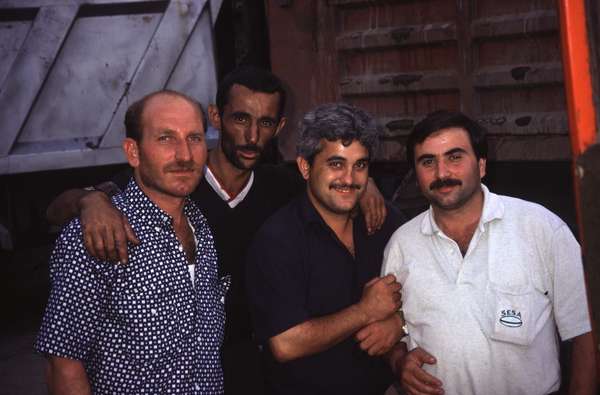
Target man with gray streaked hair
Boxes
[246,103,407,395]
[296,102,380,163]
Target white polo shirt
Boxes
[382,185,591,395]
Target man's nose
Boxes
[175,140,192,162]
[341,166,354,185]
[435,160,450,179]
[245,121,259,145]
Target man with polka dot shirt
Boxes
[36,90,227,394]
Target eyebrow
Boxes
[230,111,250,118]
[325,155,370,163]
[444,147,468,156]
[416,147,468,162]
[326,155,347,162]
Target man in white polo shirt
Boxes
[383,110,596,395]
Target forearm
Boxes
[269,303,369,362]
[46,189,91,226]
[568,331,597,395]
[46,356,92,395]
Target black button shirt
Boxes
[246,193,405,395]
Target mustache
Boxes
[329,183,361,190]
[429,178,462,191]
[164,161,198,172]
[236,144,261,153]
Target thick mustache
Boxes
[165,161,197,172]
[429,178,462,191]
[237,144,261,153]
[329,183,361,190]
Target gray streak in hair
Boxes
[296,102,380,163]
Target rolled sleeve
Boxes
[35,221,110,360]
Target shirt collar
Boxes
[124,177,199,228]
[420,184,504,235]
[299,191,327,226]
[204,165,254,208]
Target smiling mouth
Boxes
[330,184,360,194]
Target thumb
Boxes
[414,348,437,365]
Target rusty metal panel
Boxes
[0,0,221,174]
[268,0,570,161]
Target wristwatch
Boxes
[397,309,409,338]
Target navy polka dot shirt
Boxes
[36,178,228,394]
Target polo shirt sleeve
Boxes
[246,226,310,342]
[551,224,592,341]
[35,220,111,360]
[381,229,405,279]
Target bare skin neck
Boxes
[307,192,355,257]
[207,146,252,199]
[432,188,484,256]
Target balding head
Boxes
[124,90,205,141]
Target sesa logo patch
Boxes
[499,309,523,328]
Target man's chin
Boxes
[233,155,260,170]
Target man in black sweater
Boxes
[46,66,389,394]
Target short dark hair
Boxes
[297,102,380,164]
[407,110,488,167]
[216,66,286,119]
[124,90,204,141]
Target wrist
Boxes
[78,190,109,213]
[396,309,408,338]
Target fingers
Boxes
[412,348,437,365]
[103,226,118,262]
[401,349,443,395]
[117,217,138,264]
[382,273,398,284]
[124,220,140,245]
[90,226,107,260]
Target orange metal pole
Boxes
[557,0,598,245]
[557,0,598,157]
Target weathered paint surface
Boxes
[0,0,222,174]
[268,0,573,161]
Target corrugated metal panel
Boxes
[269,0,570,161]
[0,0,221,174]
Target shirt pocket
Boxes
[483,282,550,347]
[113,286,179,362]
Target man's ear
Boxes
[273,116,287,138]
[123,138,140,168]
[296,156,310,180]
[208,104,221,130]
[479,158,487,179]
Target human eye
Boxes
[232,113,249,124]
[354,160,369,170]
[260,118,276,128]
[448,153,463,162]
[157,134,172,142]
[420,158,434,167]
[188,133,204,143]
[328,160,344,169]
